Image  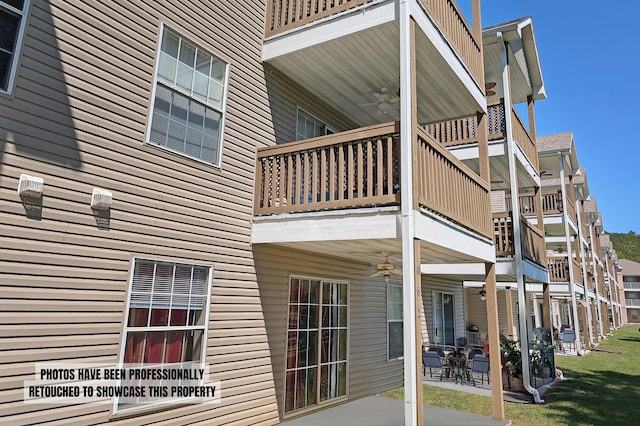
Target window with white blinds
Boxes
[148,26,228,165]
[118,258,211,410]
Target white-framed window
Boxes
[116,258,212,411]
[296,108,335,140]
[387,282,403,359]
[285,276,348,414]
[0,0,30,93]
[148,25,228,165]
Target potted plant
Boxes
[503,339,524,391]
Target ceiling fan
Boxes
[485,81,497,97]
[362,87,400,115]
[370,252,402,282]
[540,170,553,177]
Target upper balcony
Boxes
[547,256,583,284]
[262,0,485,128]
[506,190,578,227]
[493,212,545,267]
[254,121,491,239]
[425,99,539,170]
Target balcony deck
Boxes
[254,122,491,239]
[492,213,545,267]
[264,0,482,85]
[425,100,539,170]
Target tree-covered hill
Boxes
[608,231,640,262]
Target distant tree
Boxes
[609,231,640,263]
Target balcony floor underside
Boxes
[252,207,494,265]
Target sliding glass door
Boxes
[433,291,455,346]
[285,277,348,414]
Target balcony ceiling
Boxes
[482,17,546,105]
[264,20,483,128]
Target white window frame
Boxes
[387,281,403,360]
[0,0,30,95]
[113,257,213,414]
[283,275,349,417]
[146,23,229,166]
[295,107,336,141]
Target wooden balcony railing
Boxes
[541,191,562,215]
[264,0,483,84]
[573,258,583,284]
[492,213,545,265]
[548,257,569,282]
[254,122,492,238]
[511,106,538,169]
[255,123,400,215]
[493,213,514,257]
[415,127,491,237]
[521,218,546,266]
[425,100,538,168]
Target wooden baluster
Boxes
[386,136,393,196]
[338,143,345,200]
[357,141,364,198]
[367,139,373,199]
[320,146,327,204]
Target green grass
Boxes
[380,325,640,425]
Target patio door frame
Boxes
[432,290,455,346]
[284,275,349,417]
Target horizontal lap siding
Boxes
[1,0,279,424]
[253,245,403,420]
[420,276,465,345]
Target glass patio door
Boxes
[433,291,455,346]
[285,277,348,414]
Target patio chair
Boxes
[561,329,576,352]
[422,351,451,380]
[466,354,490,386]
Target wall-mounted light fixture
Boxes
[91,188,112,210]
[479,285,486,301]
[17,174,44,198]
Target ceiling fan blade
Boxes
[392,269,403,276]
[486,90,496,97]
[485,82,497,90]
[370,271,385,278]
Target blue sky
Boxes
[463,1,639,233]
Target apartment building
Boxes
[618,259,640,323]
[1,0,514,424]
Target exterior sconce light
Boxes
[479,285,486,301]
[91,188,112,210]
[17,174,44,198]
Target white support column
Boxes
[589,224,604,338]
[559,154,582,352]
[575,199,594,347]
[399,1,419,424]
[498,33,542,403]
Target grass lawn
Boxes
[380,324,640,425]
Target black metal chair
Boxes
[466,354,490,386]
[422,351,451,380]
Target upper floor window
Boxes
[0,0,29,93]
[148,26,228,165]
[296,108,335,140]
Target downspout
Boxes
[558,154,583,354]
[575,198,594,348]
[399,1,418,424]
[497,32,543,403]
[589,223,604,338]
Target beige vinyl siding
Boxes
[265,67,359,145]
[253,245,403,420]
[0,0,281,424]
[419,276,465,346]
[464,288,518,341]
